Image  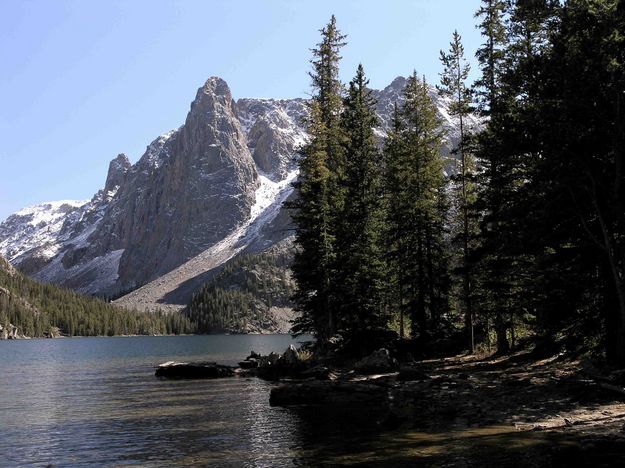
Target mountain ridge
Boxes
[0,75,479,312]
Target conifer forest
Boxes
[290,1,625,365]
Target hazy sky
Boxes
[0,0,482,221]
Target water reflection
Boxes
[0,336,307,467]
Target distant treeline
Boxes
[0,262,194,338]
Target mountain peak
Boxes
[104,153,131,194]
[188,76,238,126]
[201,76,231,96]
[387,76,407,91]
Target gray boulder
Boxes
[354,348,398,374]
[281,344,300,366]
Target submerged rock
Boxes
[270,380,388,407]
[155,361,235,379]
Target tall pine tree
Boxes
[472,0,510,352]
[335,64,388,352]
[385,72,450,340]
[438,30,478,352]
[290,16,347,348]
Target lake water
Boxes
[1,335,617,467]
[0,335,314,467]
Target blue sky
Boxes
[0,0,481,221]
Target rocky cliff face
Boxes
[1,77,259,295]
[0,76,479,301]
[237,98,308,180]
[109,77,258,291]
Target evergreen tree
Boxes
[290,16,346,347]
[472,0,511,352]
[335,64,388,351]
[438,30,478,352]
[385,72,450,340]
[384,103,409,338]
[474,0,508,115]
[472,0,558,354]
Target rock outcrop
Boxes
[110,77,258,290]
[237,98,308,180]
[0,323,26,340]
[103,153,131,195]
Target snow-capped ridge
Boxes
[0,200,89,264]
[14,199,88,220]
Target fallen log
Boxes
[155,361,235,379]
[597,382,625,398]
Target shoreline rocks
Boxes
[153,347,401,397]
[0,323,28,340]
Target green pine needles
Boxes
[291,17,452,354]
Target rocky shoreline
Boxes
[0,323,30,340]
[155,345,625,462]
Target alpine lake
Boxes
[0,335,615,467]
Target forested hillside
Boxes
[186,244,295,333]
[0,256,193,338]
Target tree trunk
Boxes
[590,175,625,365]
[399,281,404,339]
[495,311,510,354]
[416,237,427,338]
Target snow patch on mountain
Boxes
[0,200,88,262]
[251,169,298,220]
